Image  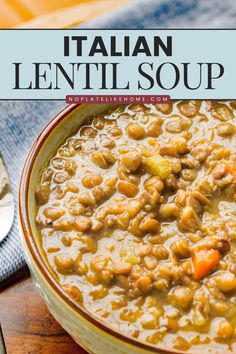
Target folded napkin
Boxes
[1,0,236,282]
[0,101,65,281]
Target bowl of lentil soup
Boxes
[19,101,236,353]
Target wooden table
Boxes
[0,266,87,354]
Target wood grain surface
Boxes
[0,266,87,354]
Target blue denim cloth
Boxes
[1,0,236,281]
[80,0,236,29]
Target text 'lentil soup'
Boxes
[35,101,236,353]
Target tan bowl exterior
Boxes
[18,104,181,354]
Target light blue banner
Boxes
[0,29,235,99]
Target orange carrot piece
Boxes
[148,138,158,146]
[192,249,220,280]
[222,161,236,180]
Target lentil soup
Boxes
[35,101,236,353]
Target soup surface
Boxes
[35,101,236,352]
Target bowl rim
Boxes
[18,103,186,354]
